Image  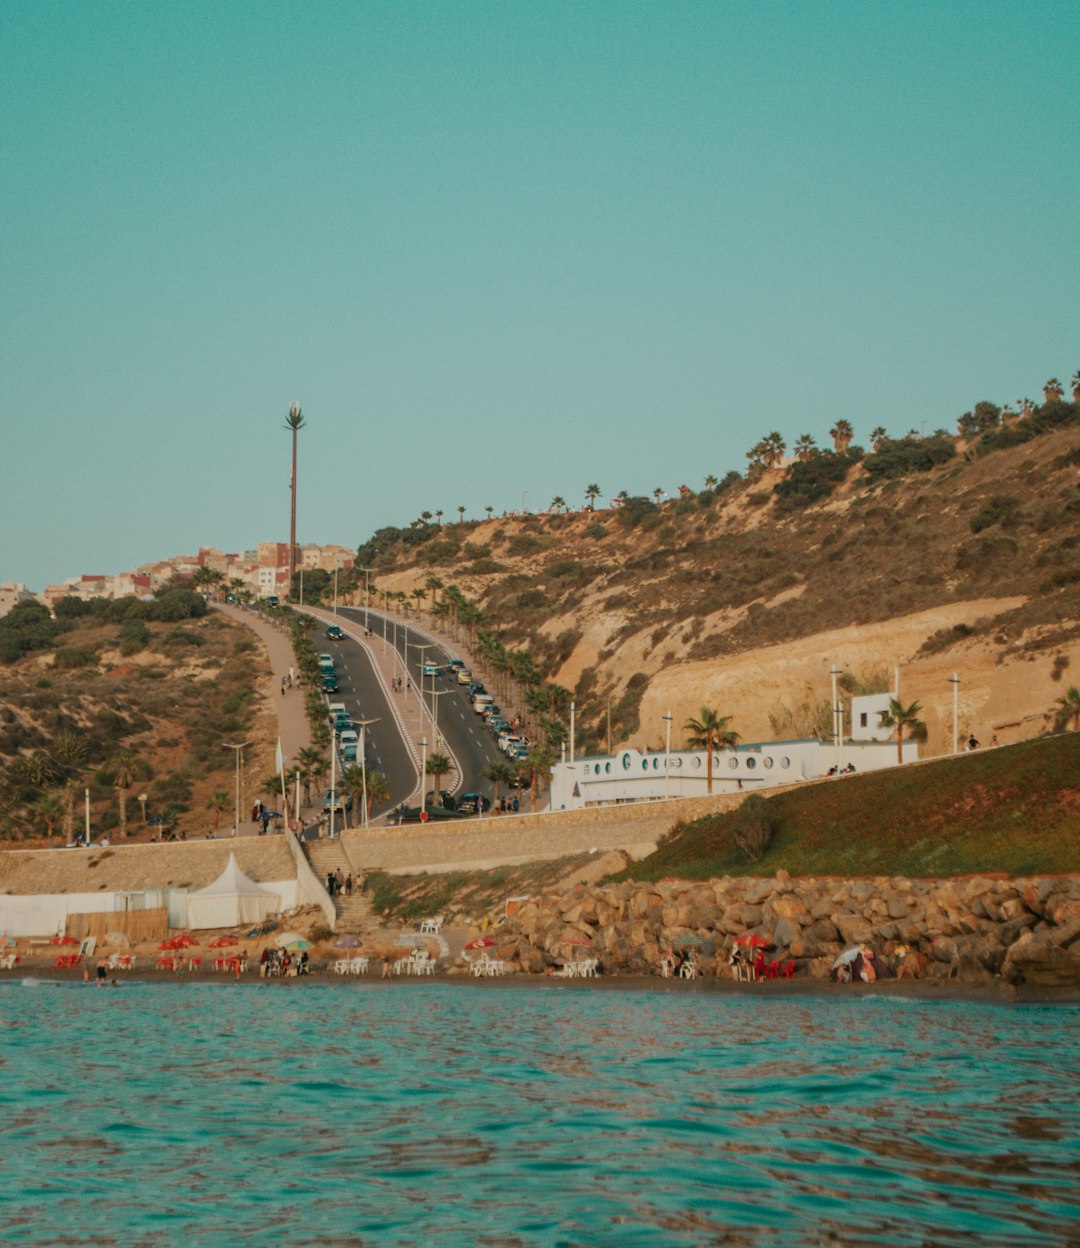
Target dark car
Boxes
[266,595,280,607]
[424,789,457,810]
[446,658,465,671]
[322,675,339,692]
[396,804,466,824]
[467,681,486,696]
[456,792,489,816]
[326,624,343,639]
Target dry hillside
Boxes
[357,422,1080,756]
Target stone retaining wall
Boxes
[488,871,1080,987]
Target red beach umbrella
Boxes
[209,935,237,948]
[52,934,79,946]
[464,937,497,951]
[734,932,771,949]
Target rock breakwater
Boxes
[488,871,1080,986]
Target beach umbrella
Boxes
[274,931,307,948]
[209,935,237,948]
[464,936,497,951]
[734,932,771,949]
[334,934,363,949]
[0,935,15,948]
[105,932,132,947]
[278,937,312,951]
[52,934,78,946]
[395,932,427,948]
[832,947,862,968]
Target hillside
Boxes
[0,606,277,845]
[347,411,1080,758]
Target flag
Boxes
[275,737,285,774]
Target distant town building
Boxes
[0,583,37,618]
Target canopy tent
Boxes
[186,855,282,930]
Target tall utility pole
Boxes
[284,402,306,584]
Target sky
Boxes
[3,1,1078,590]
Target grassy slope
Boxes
[620,733,1080,881]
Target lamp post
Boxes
[224,742,250,837]
[83,787,91,847]
[419,738,429,814]
[829,667,843,773]
[355,566,373,629]
[948,674,960,755]
[409,641,437,709]
[328,730,337,840]
[332,567,338,615]
[427,688,453,753]
[570,702,576,764]
[663,712,673,799]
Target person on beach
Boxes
[335,868,345,894]
[345,875,353,897]
[96,957,108,984]
[326,871,336,897]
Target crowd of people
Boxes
[259,947,309,977]
[325,869,364,897]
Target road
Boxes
[337,606,504,797]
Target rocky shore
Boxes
[489,870,1080,987]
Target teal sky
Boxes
[3,1,1077,589]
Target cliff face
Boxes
[369,423,1080,755]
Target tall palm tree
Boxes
[61,778,81,845]
[869,426,888,452]
[484,760,515,809]
[411,587,427,615]
[1043,378,1064,405]
[284,402,306,581]
[685,708,740,794]
[108,748,138,838]
[339,764,367,830]
[584,483,601,511]
[763,431,786,467]
[1054,686,1080,732]
[1071,372,1080,403]
[1018,398,1035,420]
[794,434,816,461]
[877,698,924,764]
[425,752,451,798]
[364,770,391,821]
[745,442,767,480]
[39,791,64,845]
[457,505,466,523]
[435,508,444,527]
[829,419,854,453]
[206,789,230,836]
[652,487,664,505]
[704,473,718,490]
[550,495,566,513]
[485,505,494,520]
[297,746,327,805]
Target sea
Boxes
[1,980,1077,1248]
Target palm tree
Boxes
[484,759,515,809]
[484,505,494,520]
[794,434,816,461]
[206,789,229,836]
[339,764,367,830]
[526,744,556,808]
[108,748,138,838]
[550,495,566,513]
[420,510,433,525]
[364,770,391,821]
[1018,398,1035,420]
[685,708,740,794]
[284,402,306,581]
[704,473,718,490]
[39,791,64,845]
[411,587,427,615]
[652,487,664,506]
[61,777,81,844]
[877,697,924,764]
[1043,378,1064,405]
[457,505,466,523]
[829,419,854,453]
[435,508,444,527]
[763,431,786,467]
[298,746,327,805]
[745,441,767,480]
[1054,687,1080,732]
[425,752,451,798]
[1071,372,1080,403]
[585,483,601,511]
[869,426,887,452]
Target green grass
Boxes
[617,733,1080,881]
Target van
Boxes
[319,654,335,670]
[327,702,346,718]
[472,694,494,713]
[340,730,359,761]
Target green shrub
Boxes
[970,495,1025,533]
[53,647,96,670]
[733,794,778,862]
[584,521,607,540]
[864,432,955,480]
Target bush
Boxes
[733,794,778,862]
[864,432,955,480]
[774,450,861,512]
[53,647,97,670]
[970,495,1025,533]
[507,533,547,556]
[584,521,607,540]
[118,619,150,656]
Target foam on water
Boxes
[1,981,1077,1247]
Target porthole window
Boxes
[622,753,631,771]
[604,762,611,774]
[780,756,790,769]
[675,757,682,768]
[728,757,738,770]
[652,758,659,770]
[691,756,701,769]
[642,760,649,771]
[763,756,774,769]
[746,756,756,771]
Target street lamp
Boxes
[83,787,91,847]
[427,688,453,752]
[829,667,844,773]
[354,566,373,629]
[948,674,960,755]
[663,712,673,799]
[570,702,576,764]
[419,738,429,813]
[224,742,250,837]
[409,641,437,708]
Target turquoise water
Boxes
[1,982,1077,1247]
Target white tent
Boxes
[186,854,282,930]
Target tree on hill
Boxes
[435,509,444,526]
[878,698,924,764]
[1054,686,1080,732]
[652,487,664,505]
[485,506,494,520]
[704,473,718,489]
[829,420,854,453]
[1044,378,1064,405]
[745,441,767,480]
[206,788,229,836]
[1018,398,1035,420]
[457,505,466,523]
[869,426,888,451]
[39,791,64,846]
[793,434,816,460]
[1072,372,1080,402]
[763,431,786,468]
[684,708,740,794]
[484,759,515,808]
[106,748,140,838]
[550,496,566,512]
[585,483,601,511]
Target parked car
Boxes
[501,735,523,755]
[456,792,489,816]
[319,654,335,669]
[424,789,457,810]
[340,731,359,762]
[326,624,343,639]
[327,701,347,718]
[334,713,354,733]
[323,788,353,814]
[456,668,473,685]
[445,658,465,671]
[473,695,494,714]
[396,804,466,824]
[467,681,486,696]
[421,660,443,677]
[266,595,280,607]
[322,674,339,692]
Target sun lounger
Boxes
[419,916,444,935]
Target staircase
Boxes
[304,839,376,934]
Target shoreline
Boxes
[4,966,1077,1005]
